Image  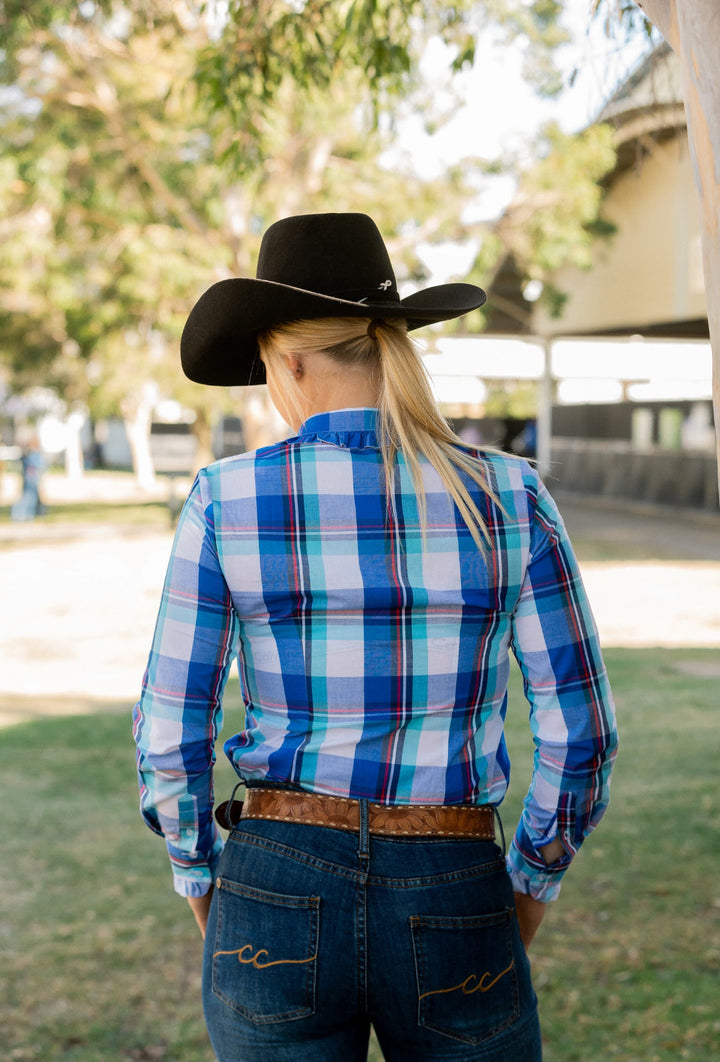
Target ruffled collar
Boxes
[296,408,380,449]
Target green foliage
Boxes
[539,281,568,319]
[1,0,564,436]
[195,0,569,165]
[512,122,618,274]
[0,3,227,423]
[0,0,626,450]
[465,121,618,325]
[590,0,655,40]
[484,380,539,418]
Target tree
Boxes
[195,0,570,163]
[3,0,629,483]
[199,0,618,334]
[0,2,481,478]
[0,2,230,480]
[1,0,578,482]
[631,0,720,489]
[463,120,617,327]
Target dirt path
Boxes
[1,496,718,728]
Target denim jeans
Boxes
[202,809,541,1061]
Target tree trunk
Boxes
[638,0,720,495]
[121,385,157,490]
[191,409,214,471]
[63,408,87,481]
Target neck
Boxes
[296,354,380,421]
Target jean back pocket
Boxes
[410,907,520,1045]
[212,877,320,1025]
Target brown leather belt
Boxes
[215,787,495,840]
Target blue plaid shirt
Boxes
[134,408,617,901]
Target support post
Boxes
[536,336,553,480]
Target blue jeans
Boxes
[202,811,541,1061]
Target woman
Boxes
[134,213,617,1061]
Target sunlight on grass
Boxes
[0,499,171,531]
[0,470,179,535]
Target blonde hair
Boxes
[258,317,500,550]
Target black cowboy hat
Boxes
[180,212,487,386]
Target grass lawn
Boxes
[0,499,172,534]
[0,469,185,536]
[2,648,719,1061]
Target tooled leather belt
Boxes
[215,786,495,840]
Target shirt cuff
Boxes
[167,831,225,897]
[506,833,572,903]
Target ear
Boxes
[286,354,303,378]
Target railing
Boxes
[548,439,718,511]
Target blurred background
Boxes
[0,1,715,512]
[1,3,718,1061]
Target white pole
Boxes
[536,336,553,479]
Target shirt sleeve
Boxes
[133,473,239,897]
[507,474,618,902]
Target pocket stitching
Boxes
[212,883,320,1025]
[410,908,521,1045]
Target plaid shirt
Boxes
[134,408,617,901]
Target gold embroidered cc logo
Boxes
[418,959,515,1001]
[213,943,317,969]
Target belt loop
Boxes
[493,807,506,857]
[358,799,370,862]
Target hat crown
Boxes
[256,213,399,304]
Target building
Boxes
[484,42,716,510]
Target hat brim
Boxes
[180,277,486,386]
